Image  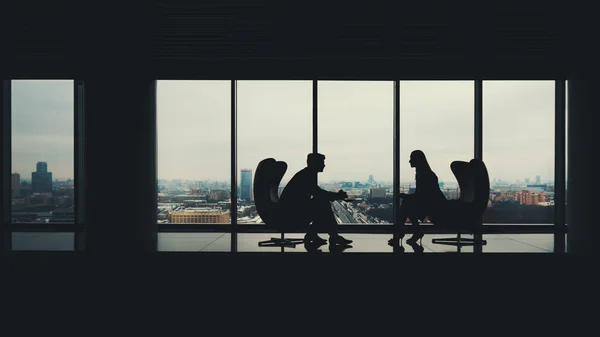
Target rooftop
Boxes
[172,208,230,214]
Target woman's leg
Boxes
[391,196,417,243]
[405,197,427,243]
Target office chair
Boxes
[431,159,489,248]
[254,158,306,248]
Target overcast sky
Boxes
[12,80,74,181]
[11,80,556,185]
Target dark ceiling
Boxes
[0,3,590,79]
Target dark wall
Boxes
[0,3,588,79]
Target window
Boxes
[399,81,474,223]
[236,81,313,228]
[156,81,232,227]
[483,81,555,224]
[11,80,75,224]
[318,81,394,224]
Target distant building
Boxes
[50,207,75,222]
[515,190,547,205]
[369,188,386,199]
[11,173,20,197]
[240,169,252,201]
[31,162,52,193]
[208,189,229,202]
[526,184,547,193]
[169,209,230,223]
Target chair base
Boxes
[258,237,305,248]
[432,236,487,247]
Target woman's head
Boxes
[409,150,429,170]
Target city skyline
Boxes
[12,80,74,181]
[156,171,554,187]
[12,80,557,183]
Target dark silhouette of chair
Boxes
[431,159,489,248]
[254,158,306,248]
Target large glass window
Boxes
[318,81,394,224]
[11,80,75,224]
[236,81,312,228]
[483,81,555,224]
[399,81,474,224]
[156,81,232,230]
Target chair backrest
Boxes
[450,159,490,219]
[469,159,490,218]
[451,161,474,203]
[253,158,287,226]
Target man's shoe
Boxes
[329,243,352,253]
[406,233,424,245]
[305,240,326,252]
[304,234,327,245]
[329,234,353,245]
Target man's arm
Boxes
[308,176,343,201]
[313,184,342,201]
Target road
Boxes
[331,201,359,223]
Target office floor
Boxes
[11,232,562,252]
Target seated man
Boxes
[278,153,353,245]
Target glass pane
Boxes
[399,81,474,223]
[237,81,312,225]
[483,81,555,224]
[11,80,75,224]
[12,232,74,251]
[318,81,394,224]
[157,81,231,225]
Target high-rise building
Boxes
[31,161,52,193]
[369,188,386,199]
[535,175,541,185]
[240,169,252,201]
[37,162,48,173]
[11,173,20,197]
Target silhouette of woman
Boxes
[389,150,447,246]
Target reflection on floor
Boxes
[158,233,559,253]
[11,232,562,253]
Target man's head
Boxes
[307,153,326,172]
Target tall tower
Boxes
[535,175,541,185]
[11,173,20,197]
[32,161,52,193]
[240,169,252,201]
[36,162,48,173]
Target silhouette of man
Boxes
[279,153,353,245]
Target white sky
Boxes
[10,80,557,185]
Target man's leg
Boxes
[303,199,327,244]
[310,198,352,245]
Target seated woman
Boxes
[389,150,447,246]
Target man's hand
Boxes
[337,189,348,200]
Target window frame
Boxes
[0,78,567,253]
